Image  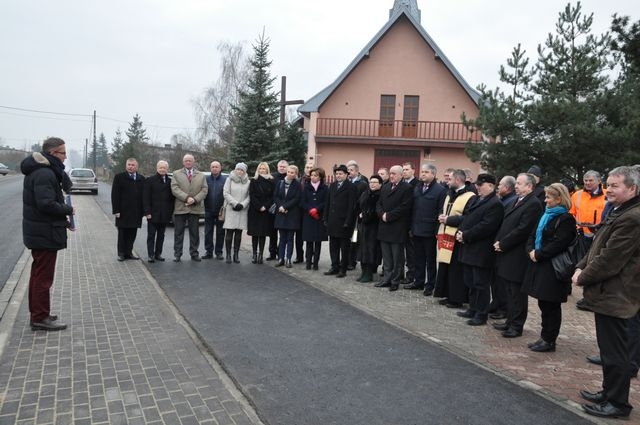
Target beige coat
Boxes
[171,168,208,215]
[223,171,250,230]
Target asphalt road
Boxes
[0,175,25,292]
[93,181,592,425]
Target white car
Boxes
[0,162,9,176]
[68,168,98,194]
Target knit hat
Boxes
[527,165,542,178]
[235,162,248,172]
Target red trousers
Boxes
[29,250,58,322]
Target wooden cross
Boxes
[280,76,304,127]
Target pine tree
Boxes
[88,132,110,169]
[277,121,307,169]
[229,32,280,173]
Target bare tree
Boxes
[193,41,250,151]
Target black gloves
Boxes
[233,204,244,211]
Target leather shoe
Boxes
[580,390,606,404]
[148,257,155,263]
[31,318,67,331]
[117,255,126,262]
[375,281,391,288]
[501,328,522,338]
[347,264,356,271]
[324,269,339,275]
[30,315,58,325]
[445,302,464,309]
[404,283,424,290]
[582,401,630,419]
[489,312,506,320]
[216,254,224,260]
[201,253,213,259]
[457,310,475,319]
[529,340,556,352]
[293,258,304,264]
[423,287,433,296]
[126,254,140,260]
[467,318,486,326]
[586,355,603,366]
[527,339,543,349]
[437,298,450,305]
[191,256,201,262]
[336,272,346,278]
[389,284,399,292]
[155,256,165,262]
[275,260,285,267]
[286,260,293,268]
[492,323,509,331]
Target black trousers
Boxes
[380,241,405,284]
[595,312,632,411]
[146,222,166,258]
[294,228,304,260]
[204,214,225,255]
[268,227,278,257]
[489,270,507,314]
[413,236,437,289]
[173,214,200,258]
[628,313,640,375]
[463,264,492,320]
[502,276,528,332]
[538,299,561,343]
[329,236,350,272]
[305,241,322,266]
[117,227,137,256]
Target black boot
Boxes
[252,253,257,264]
[225,237,232,263]
[233,249,240,264]
[360,265,373,283]
[356,265,366,282]
[226,251,232,264]
[257,252,263,264]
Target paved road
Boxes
[0,175,25,292]
[93,183,592,425]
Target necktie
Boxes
[162,176,166,184]
[129,173,135,180]
[422,184,429,193]
[337,182,342,189]
[392,183,397,191]
[187,170,192,182]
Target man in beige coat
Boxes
[171,154,208,261]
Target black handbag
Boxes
[551,229,591,282]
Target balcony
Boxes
[316,118,481,143]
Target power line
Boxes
[0,105,92,117]
[0,110,92,123]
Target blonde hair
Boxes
[254,161,272,179]
[545,183,572,209]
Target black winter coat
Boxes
[301,181,328,242]
[456,193,503,268]
[325,180,358,238]
[273,179,302,230]
[522,213,576,302]
[248,176,274,237]
[376,181,413,244]
[494,193,543,282]
[143,173,174,224]
[411,182,446,237]
[358,189,381,265]
[21,152,73,250]
[111,171,145,228]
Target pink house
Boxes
[298,0,482,178]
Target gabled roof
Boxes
[298,6,481,114]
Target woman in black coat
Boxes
[522,183,577,353]
[356,175,382,282]
[273,165,302,268]
[300,167,328,270]
[247,162,274,264]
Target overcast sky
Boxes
[1,0,639,159]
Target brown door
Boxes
[379,95,396,138]
[402,95,419,138]
[373,149,421,173]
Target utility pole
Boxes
[279,76,304,128]
[84,139,88,168]
[92,110,97,172]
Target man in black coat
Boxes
[406,164,446,294]
[376,165,414,291]
[203,160,227,260]
[324,164,358,278]
[267,159,288,260]
[22,137,74,331]
[111,158,145,261]
[492,173,543,337]
[454,174,504,325]
[143,160,175,263]
[347,161,369,270]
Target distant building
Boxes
[298,0,482,176]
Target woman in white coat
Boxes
[223,162,250,263]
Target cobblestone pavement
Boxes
[244,238,637,424]
[0,195,262,425]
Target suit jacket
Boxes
[171,168,208,215]
[143,173,174,224]
[494,193,543,282]
[274,178,302,230]
[411,181,446,237]
[111,171,145,228]
[324,179,358,238]
[376,181,413,244]
[456,193,503,268]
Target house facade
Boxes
[298,0,482,178]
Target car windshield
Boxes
[71,170,94,177]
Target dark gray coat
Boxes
[111,171,145,228]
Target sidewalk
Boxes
[0,195,262,425]
[258,238,638,423]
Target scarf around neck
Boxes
[535,206,567,250]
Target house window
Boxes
[379,95,396,137]
[402,95,419,138]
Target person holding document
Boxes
[21,137,75,331]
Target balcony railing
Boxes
[316,118,481,142]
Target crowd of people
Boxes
[22,138,640,420]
